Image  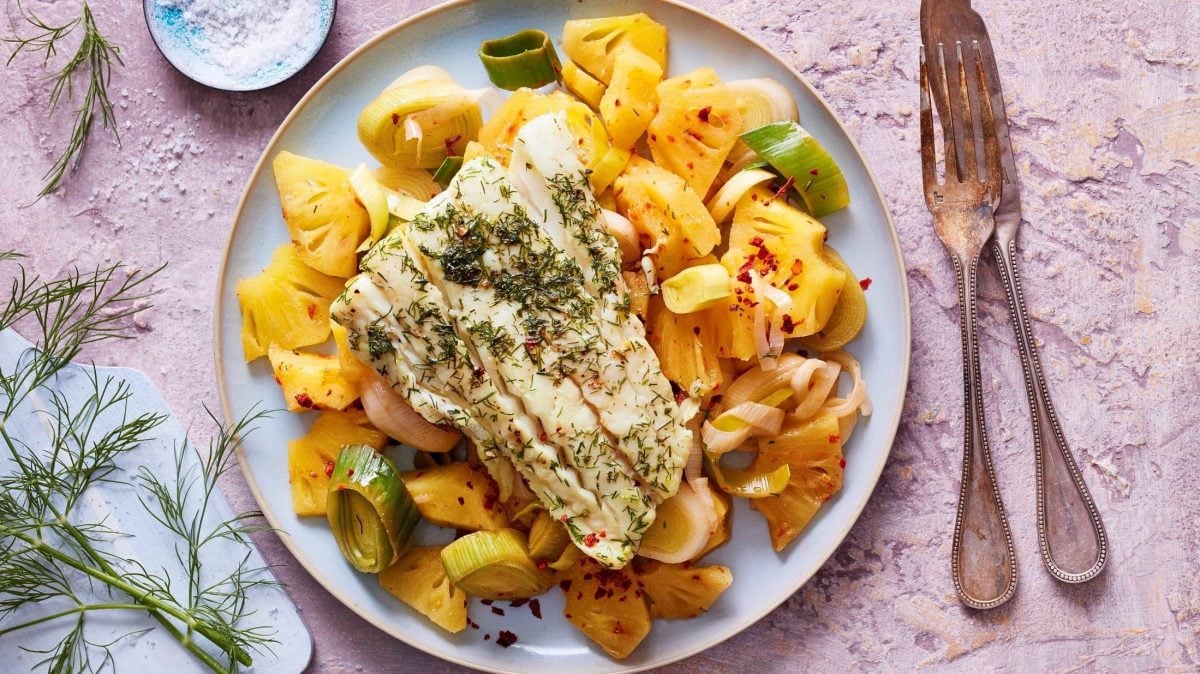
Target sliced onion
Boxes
[402,116,424,156]
[385,65,456,91]
[640,243,661,293]
[791,360,840,421]
[721,352,804,410]
[702,401,785,454]
[749,271,772,369]
[822,351,872,418]
[602,209,640,262]
[637,482,713,563]
[688,476,720,534]
[705,168,775,224]
[762,282,792,366]
[360,376,461,452]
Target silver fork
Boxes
[920,41,1018,609]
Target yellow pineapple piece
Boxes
[401,462,509,531]
[614,157,720,281]
[268,344,358,412]
[645,294,722,397]
[561,60,606,110]
[273,151,370,278]
[476,89,608,168]
[380,546,468,633]
[237,244,343,362]
[714,185,847,360]
[288,408,387,516]
[558,555,652,659]
[750,409,845,551]
[648,68,743,197]
[330,321,370,386]
[599,44,662,149]
[637,560,733,619]
[562,13,667,84]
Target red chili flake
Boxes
[692,326,701,336]
[781,315,796,334]
[685,129,704,141]
[496,631,518,648]
[347,469,355,478]
[529,598,542,619]
[391,113,400,124]
[736,270,752,284]
[535,559,548,570]
[686,161,695,170]
[559,579,573,592]
[560,514,568,522]
[674,391,687,404]
[294,393,314,409]
[751,192,759,201]
[649,133,658,142]
[484,634,491,641]
[323,461,335,478]
[697,106,712,123]
[750,235,765,247]
[457,496,465,505]
[466,480,474,490]
[667,134,677,143]
[444,134,462,156]
[691,574,701,581]
[860,277,873,290]
[509,598,528,608]
[792,259,804,274]
[599,530,607,538]
[772,176,795,202]
[481,599,493,605]
[809,167,820,176]
[469,620,480,629]
[593,586,607,600]
[273,375,281,385]
[583,532,599,548]
[839,458,847,469]
[787,283,799,291]
[829,434,841,443]
[491,606,505,616]
[538,431,549,443]
[613,622,624,635]
[306,304,316,319]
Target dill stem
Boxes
[0,602,147,637]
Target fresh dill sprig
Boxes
[0,253,278,673]
[5,2,123,198]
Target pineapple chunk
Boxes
[330,321,371,385]
[380,546,468,633]
[561,60,606,110]
[268,344,358,412]
[599,44,662,149]
[237,244,343,362]
[613,157,719,281]
[288,409,387,516]
[638,560,732,619]
[558,555,652,659]
[715,186,846,358]
[750,409,845,551]
[648,68,743,197]
[562,13,667,84]
[477,89,608,168]
[401,462,509,531]
[273,151,370,278]
[646,294,722,398]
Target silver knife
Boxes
[920,0,1108,585]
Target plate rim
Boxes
[213,0,911,671]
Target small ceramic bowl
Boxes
[144,0,337,91]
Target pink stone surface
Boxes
[2,0,1198,671]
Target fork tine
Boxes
[974,41,1003,201]
[935,43,959,182]
[919,46,938,199]
[955,42,978,183]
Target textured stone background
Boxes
[2,0,1197,671]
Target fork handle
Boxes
[990,235,1108,582]
[951,250,1018,609]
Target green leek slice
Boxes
[432,156,464,188]
[357,80,481,169]
[479,29,562,91]
[662,264,732,314]
[327,445,419,573]
[740,120,850,217]
[528,510,571,561]
[349,164,391,245]
[710,387,793,432]
[441,528,553,600]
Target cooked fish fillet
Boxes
[509,114,691,499]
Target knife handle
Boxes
[991,236,1108,583]
[950,250,1018,609]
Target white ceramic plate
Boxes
[215,1,910,671]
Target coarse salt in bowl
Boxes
[144,0,336,91]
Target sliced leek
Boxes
[528,510,571,561]
[589,145,632,194]
[479,29,562,90]
[705,455,790,498]
[349,164,391,245]
[661,264,732,314]
[638,482,713,563]
[373,165,440,200]
[740,120,850,217]
[433,155,464,188]
[327,445,419,573]
[705,168,775,224]
[727,78,799,132]
[441,528,553,600]
[357,80,481,169]
[797,247,867,351]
